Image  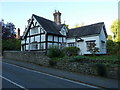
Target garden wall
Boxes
[3,51,50,66]
[54,61,119,79]
[3,51,119,79]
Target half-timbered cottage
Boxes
[21,11,107,55]
[21,11,68,52]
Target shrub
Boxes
[95,64,107,77]
[47,45,65,58]
[63,46,80,56]
[69,56,87,62]
[2,39,21,51]
[49,58,58,66]
[89,47,99,55]
[107,40,119,55]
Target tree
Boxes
[2,39,21,51]
[106,40,119,55]
[65,24,69,29]
[107,35,112,41]
[111,19,120,42]
[2,20,16,40]
[89,43,99,55]
[74,22,84,28]
[1,20,21,51]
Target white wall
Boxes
[99,27,107,54]
[26,37,29,43]
[21,15,47,51]
[21,40,25,44]
[66,35,100,55]
[80,35,100,55]
[26,45,29,50]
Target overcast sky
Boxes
[0,0,119,36]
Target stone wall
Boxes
[3,51,119,79]
[3,51,50,66]
[54,61,119,79]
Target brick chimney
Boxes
[16,28,20,39]
[53,10,61,25]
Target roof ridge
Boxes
[32,14,55,24]
[32,14,62,36]
[70,22,104,30]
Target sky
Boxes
[0,0,119,36]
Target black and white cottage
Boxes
[21,11,107,55]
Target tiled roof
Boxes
[22,14,107,39]
[57,24,65,31]
[67,22,107,38]
[33,14,62,36]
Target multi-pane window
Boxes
[86,40,96,51]
[34,43,38,50]
[54,36,58,42]
[40,43,45,50]
[30,27,38,35]
[30,42,38,50]
[68,43,75,47]
[48,43,52,48]
[61,43,66,48]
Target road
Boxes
[2,62,98,89]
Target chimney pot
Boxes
[16,28,20,39]
[53,10,61,25]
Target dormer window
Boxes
[61,29,66,36]
[60,26,68,36]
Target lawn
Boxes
[84,55,119,61]
[56,55,119,62]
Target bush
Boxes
[95,64,107,77]
[69,56,87,62]
[63,46,80,56]
[2,39,21,51]
[47,45,65,58]
[49,58,58,66]
[107,40,119,55]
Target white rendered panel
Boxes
[21,40,25,44]
[26,38,29,43]
[26,45,29,50]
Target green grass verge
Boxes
[85,55,119,61]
